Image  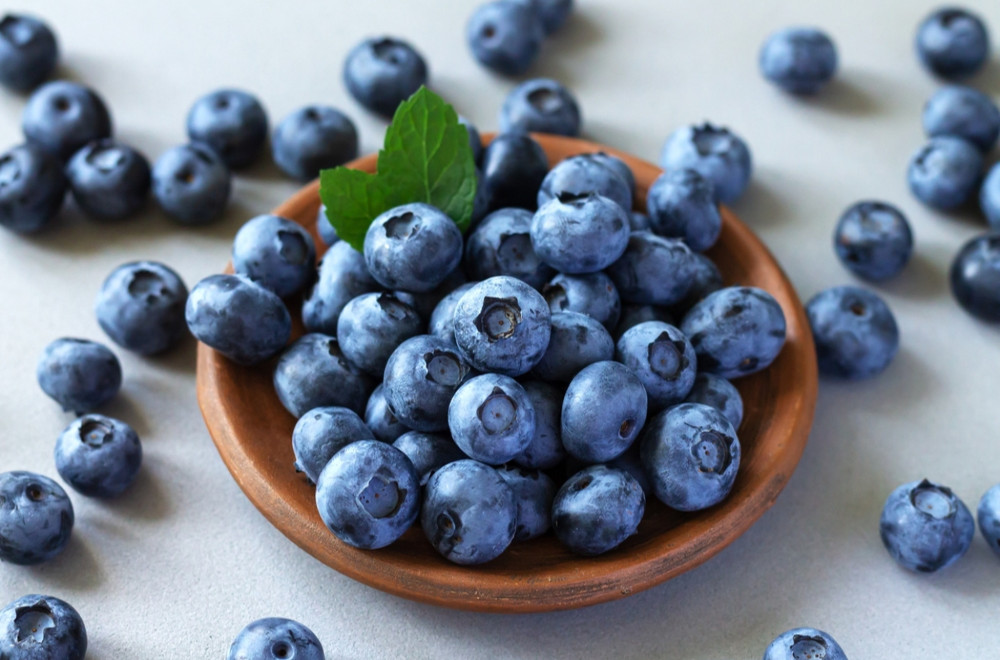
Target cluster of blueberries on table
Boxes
[1,2,1000,659]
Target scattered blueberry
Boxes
[513,380,565,470]
[537,154,632,213]
[880,478,974,572]
[533,311,614,382]
[292,406,374,485]
[0,471,73,565]
[806,285,899,379]
[22,81,112,161]
[759,27,838,94]
[383,334,471,432]
[980,163,1000,231]
[55,414,141,498]
[186,89,268,169]
[479,132,549,212]
[66,139,150,220]
[343,37,427,117]
[907,136,983,210]
[273,333,373,418]
[977,484,1000,558]
[660,123,752,204]
[95,261,188,355]
[232,214,316,299]
[606,232,695,307]
[302,241,377,336]
[763,628,847,660]
[314,204,339,246]
[226,617,323,660]
[923,85,1000,152]
[646,168,721,252]
[561,360,647,462]
[543,271,621,331]
[464,208,553,289]
[916,7,990,79]
[36,338,121,414]
[551,465,645,556]
[0,143,66,233]
[467,1,545,76]
[684,372,744,429]
[151,143,231,225]
[496,464,555,541]
[616,321,697,410]
[364,384,410,443]
[833,201,914,281]
[448,373,535,464]
[392,431,465,486]
[531,193,630,274]
[272,105,359,181]
[336,292,423,376]
[0,594,86,660]
[499,78,580,136]
[0,13,58,92]
[364,203,463,293]
[950,233,1000,322]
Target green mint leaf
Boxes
[318,167,392,252]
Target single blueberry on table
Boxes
[232,214,316,299]
[759,27,838,94]
[448,373,535,465]
[670,251,724,316]
[343,36,427,117]
[806,285,899,379]
[314,204,339,246]
[0,14,58,92]
[0,472,73,566]
[616,321,697,410]
[660,123,752,204]
[392,431,465,486]
[981,163,1000,231]
[22,81,112,161]
[95,261,188,355]
[606,232,696,307]
[364,384,410,443]
[646,168,721,252]
[273,333,373,418]
[185,274,291,366]
[537,154,632,213]
[0,143,66,234]
[479,132,549,212]
[272,105,359,181]
[499,78,581,137]
[907,136,983,210]
[552,465,645,556]
[364,202,463,293]
[923,85,1000,152]
[185,89,268,169]
[336,292,422,376]
[513,380,565,470]
[66,139,150,220]
[36,338,121,414]
[496,465,556,541]
[684,372,744,430]
[833,201,914,281]
[916,7,990,79]
[226,617,323,660]
[512,0,574,35]
[55,414,141,498]
[531,193,630,274]
[429,282,478,343]
[0,594,87,660]
[977,484,1000,558]
[562,360,647,463]
[544,271,621,331]
[383,334,471,432]
[465,208,554,289]
[949,233,1000,322]
[763,628,847,660]
[880,479,974,573]
[532,311,614,382]
[467,1,545,76]
[421,459,517,565]
[302,241,377,336]
[615,303,674,340]
[152,143,231,225]
[292,406,374,485]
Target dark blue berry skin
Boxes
[684,372,743,430]
[233,214,316,299]
[759,27,838,94]
[54,414,141,498]
[552,465,645,556]
[383,335,472,432]
[273,334,373,418]
[272,105,358,181]
[0,594,87,660]
[834,201,913,282]
[977,484,1000,557]
[533,311,614,382]
[646,169,721,252]
[479,132,549,212]
[513,380,565,470]
[0,144,65,233]
[606,232,695,306]
[640,403,740,511]
[302,241,377,335]
[950,234,1000,322]
[629,211,651,232]
[292,406,374,485]
[392,432,465,487]
[670,251,724,317]
[544,271,621,331]
[589,152,635,198]
[531,194,630,274]
[337,292,423,376]
[616,321,696,410]
[66,139,150,220]
[562,361,647,463]
[185,89,267,169]
[806,286,899,379]
[226,618,322,660]
[0,14,58,92]
[465,208,554,289]
[660,123,752,204]
[421,460,516,565]
[514,0,573,35]
[615,303,674,340]
[453,276,552,377]
[458,116,483,167]
[393,266,468,321]
[764,628,847,660]
[364,384,410,443]
[537,155,632,213]
[923,86,1000,152]
[982,165,1000,231]
[343,37,427,117]
[681,286,787,379]
[185,274,291,366]
[316,440,419,549]
[152,143,231,225]
[448,374,536,465]
[95,261,188,355]
[497,465,555,541]
[314,204,339,246]
[908,136,983,209]
[22,81,112,161]
[916,7,990,79]
[36,338,121,414]
[467,1,544,76]
[880,479,974,573]
[499,78,581,137]
[0,472,73,566]
[605,444,652,497]
[429,282,477,343]
[364,203,463,293]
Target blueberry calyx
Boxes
[384,211,420,239]
[79,418,113,447]
[423,350,465,386]
[477,387,517,433]
[475,296,522,340]
[14,604,56,643]
[910,479,956,520]
[692,430,732,474]
[648,332,688,380]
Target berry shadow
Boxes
[98,392,151,439]
[147,332,198,376]
[790,71,884,117]
[868,251,946,300]
[25,534,104,591]
[525,11,608,88]
[730,175,794,229]
[98,462,172,523]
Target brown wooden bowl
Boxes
[196,134,818,613]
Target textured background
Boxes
[2,1,1000,657]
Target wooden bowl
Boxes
[196,134,818,613]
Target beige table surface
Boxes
[2,0,1000,657]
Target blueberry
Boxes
[552,465,645,556]
[66,139,150,220]
[343,37,427,117]
[272,105,358,181]
[499,78,581,137]
[923,86,1000,153]
[605,444,652,497]
[496,465,555,541]
[185,89,267,169]
[22,81,112,161]
[363,203,463,293]
[670,251,724,316]
[531,194,630,275]
[273,334,373,418]
[151,143,231,225]
[907,136,983,210]
[537,154,632,213]
[763,628,847,660]
[640,403,740,511]
[629,211,651,232]
[0,472,73,566]
[515,0,573,35]
[336,292,423,376]
[467,1,544,76]
[232,214,316,299]
[806,285,899,379]
[54,414,141,498]
[0,14,58,92]
[302,241,377,335]
[314,204,339,246]
[95,261,188,355]
[977,484,1000,557]
[588,152,636,199]
[646,169,721,252]
[833,201,914,281]
[950,233,1000,322]
[429,282,478,343]
[0,594,86,660]
[562,360,647,462]
[759,27,838,94]
[660,123,752,204]
[448,373,535,464]
[606,232,696,306]
[36,338,121,414]
[421,459,516,564]
[616,321,696,410]
[533,311,614,382]
[512,380,565,470]
[543,271,621,330]
[185,274,291,366]
[292,407,374,485]
[880,479,974,573]
[916,7,990,79]
[980,164,1000,231]
[681,286,786,379]
[465,208,554,289]
[364,384,410,443]
[684,372,744,430]
[615,303,674,340]
[383,335,471,432]
[479,132,549,212]
[227,617,322,660]
[0,144,65,233]
[452,275,552,376]
[392,431,465,486]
